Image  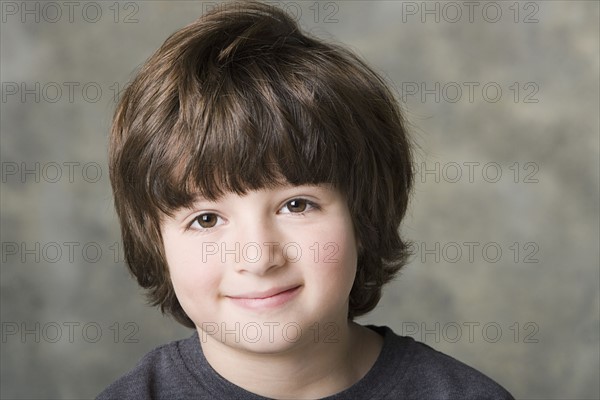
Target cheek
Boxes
[304,222,358,292]
[163,235,222,311]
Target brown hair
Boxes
[109,0,413,328]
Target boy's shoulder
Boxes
[96,332,268,400]
[96,333,207,400]
[363,325,515,400]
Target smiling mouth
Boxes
[227,285,302,310]
[229,285,301,300]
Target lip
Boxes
[227,285,301,310]
[229,285,301,300]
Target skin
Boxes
[161,183,383,399]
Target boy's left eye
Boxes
[188,213,224,231]
[280,199,317,214]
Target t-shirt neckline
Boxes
[177,324,412,399]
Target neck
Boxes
[198,320,383,399]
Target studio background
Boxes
[1,1,598,399]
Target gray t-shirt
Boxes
[97,325,514,399]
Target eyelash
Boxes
[186,198,321,232]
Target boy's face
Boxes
[161,183,358,353]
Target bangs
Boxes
[149,52,352,215]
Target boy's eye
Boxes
[191,213,222,229]
[287,199,307,213]
[281,199,318,214]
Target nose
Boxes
[231,218,287,276]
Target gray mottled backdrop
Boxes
[1,1,598,399]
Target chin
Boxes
[197,314,322,354]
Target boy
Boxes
[99,1,514,399]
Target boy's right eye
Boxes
[189,213,223,230]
